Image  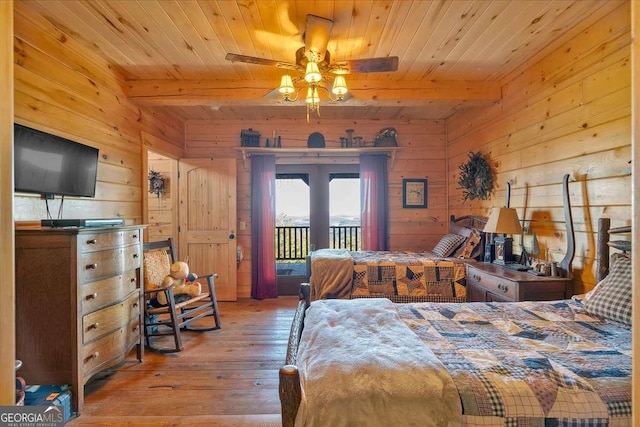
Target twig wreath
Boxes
[457,151,494,201]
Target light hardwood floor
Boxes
[68,296,299,426]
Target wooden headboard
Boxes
[596,217,631,282]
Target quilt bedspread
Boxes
[397,300,632,426]
[350,251,467,302]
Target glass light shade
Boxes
[483,207,523,235]
[306,86,320,105]
[332,75,348,97]
[278,75,295,94]
[304,61,322,83]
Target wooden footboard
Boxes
[279,283,310,427]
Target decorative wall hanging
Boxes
[402,178,428,208]
[148,170,166,197]
[457,151,493,201]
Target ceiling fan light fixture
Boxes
[306,86,320,109]
[304,61,322,83]
[279,75,295,95]
[331,75,348,99]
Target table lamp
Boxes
[483,207,523,265]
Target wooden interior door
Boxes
[179,158,237,301]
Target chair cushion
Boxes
[143,249,170,292]
[585,253,632,326]
[432,233,467,257]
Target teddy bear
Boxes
[155,261,201,306]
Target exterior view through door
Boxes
[276,164,360,295]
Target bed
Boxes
[309,215,487,302]
[280,217,632,426]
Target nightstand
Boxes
[465,261,574,302]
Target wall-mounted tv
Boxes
[14,124,99,198]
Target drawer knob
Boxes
[498,283,509,293]
[130,277,136,283]
[473,274,481,281]
[86,239,97,244]
[86,293,98,300]
[86,352,100,361]
[88,322,99,330]
[86,263,97,270]
[132,234,139,239]
[133,302,139,308]
[133,253,139,259]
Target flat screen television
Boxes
[14,123,99,198]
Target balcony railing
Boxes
[275,225,361,260]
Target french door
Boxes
[275,164,359,294]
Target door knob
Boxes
[229,233,236,240]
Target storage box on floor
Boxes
[25,385,74,422]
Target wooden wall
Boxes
[146,150,179,244]
[447,2,631,295]
[0,0,14,406]
[13,4,185,224]
[185,120,449,298]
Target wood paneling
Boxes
[12,3,185,224]
[0,0,14,406]
[186,119,448,297]
[447,2,632,295]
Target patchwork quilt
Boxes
[350,251,467,302]
[397,300,632,426]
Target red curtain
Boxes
[360,154,389,251]
[250,155,277,299]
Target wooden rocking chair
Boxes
[142,238,221,352]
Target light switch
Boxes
[239,221,246,230]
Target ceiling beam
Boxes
[125,79,502,107]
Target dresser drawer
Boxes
[81,270,139,314]
[82,292,141,343]
[81,319,142,378]
[79,244,141,283]
[467,267,517,300]
[78,229,142,253]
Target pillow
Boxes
[585,253,632,325]
[454,230,481,259]
[432,233,467,257]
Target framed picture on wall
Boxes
[402,178,428,208]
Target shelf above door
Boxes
[236,147,399,169]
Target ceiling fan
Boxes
[225,14,399,115]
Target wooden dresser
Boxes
[466,261,574,302]
[15,225,145,413]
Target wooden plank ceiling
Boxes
[20,0,621,121]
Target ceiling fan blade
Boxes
[225,53,299,71]
[331,56,399,74]
[304,14,333,60]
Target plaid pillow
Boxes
[585,253,632,325]
[432,233,467,257]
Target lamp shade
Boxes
[332,75,348,97]
[304,61,322,83]
[483,207,523,235]
[278,75,295,95]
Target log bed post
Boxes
[279,283,310,427]
[596,218,611,283]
